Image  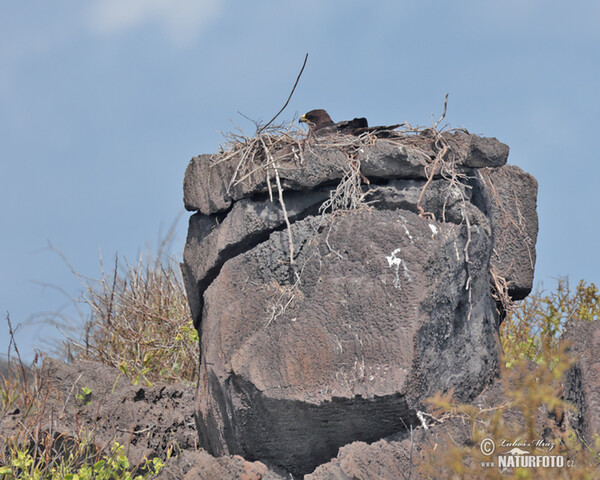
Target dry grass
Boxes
[0,223,193,477]
[417,279,600,479]
[63,237,198,387]
[26,220,197,386]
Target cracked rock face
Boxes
[182,133,538,476]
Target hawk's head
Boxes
[299,109,335,133]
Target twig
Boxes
[319,155,373,217]
[116,425,155,435]
[257,53,308,135]
[6,313,28,381]
[260,137,294,265]
[227,138,257,192]
[416,140,448,219]
[417,94,451,218]
[433,93,449,130]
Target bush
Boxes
[1,227,195,479]
[0,324,166,480]
[52,228,198,386]
[0,440,164,480]
[418,278,600,479]
[501,278,600,368]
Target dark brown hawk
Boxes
[299,109,402,137]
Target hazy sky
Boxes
[2,1,599,360]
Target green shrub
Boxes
[0,440,164,480]
[417,278,600,479]
[501,278,600,368]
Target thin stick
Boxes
[434,93,449,129]
[259,137,294,265]
[257,53,308,135]
[266,167,274,203]
[274,166,294,265]
[232,158,296,188]
[226,138,256,192]
[417,94,451,217]
[417,141,448,218]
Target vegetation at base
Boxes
[71,251,197,386]
[502,278,599,369]
[51,227,198,386]
[419,278,600,479]
[0,312,167,479]
[0,441,164,480]
[1,230,193,479]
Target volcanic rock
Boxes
[182,132,538,476]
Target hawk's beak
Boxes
[299,114,307,123]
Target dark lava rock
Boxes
[477,165,538,300]
[181,132,537,476]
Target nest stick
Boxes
[266,166,274,202]
[227,139,255,192]
[260,137,294,265]
[274,166,294,265]
[257,53,308,135]
[434,93,449,130]
[417,141,448,218]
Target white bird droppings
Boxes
[397,215,414,243]
[386,248,412,289]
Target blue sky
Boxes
[1,1,599,360]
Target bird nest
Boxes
[209,118,449,195]
[211,121,306,196]
[209,111,471,222]
[208,98,473,267]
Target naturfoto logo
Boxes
[479,438,574,470]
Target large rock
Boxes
[196,210,498,476]
[182,132,537,476]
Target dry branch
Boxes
[258,53,308,135]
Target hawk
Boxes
[299,109,402,137]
